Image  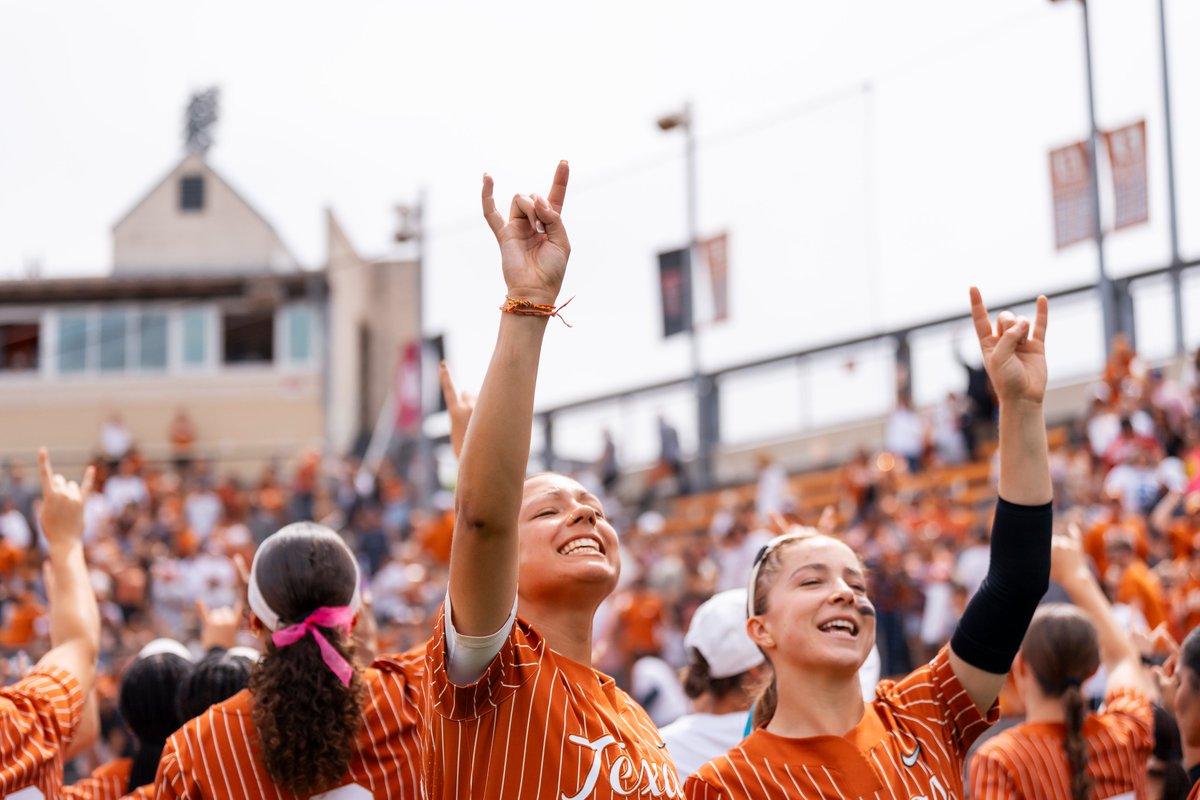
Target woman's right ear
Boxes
[747,617,775,651]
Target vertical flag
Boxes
[1104,120,1148,230]
[698,232,730,323]
[658,247,692,337]
[395,341,422,432]
[1048,140,1096,249]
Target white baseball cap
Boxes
[684,589,764,679]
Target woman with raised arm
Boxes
[0,449,100,798]
[153,522,426,799]
[423,163,683,800]
[685,290,1054,800]
[969,529,1156,799]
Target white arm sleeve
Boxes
[444,592,518,686]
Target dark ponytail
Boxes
[1061,683,1090,800]
[1020,605,1100,800]
[248,523,366,796]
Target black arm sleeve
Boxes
[949,497,1052,674]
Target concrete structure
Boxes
[0,153,418,475]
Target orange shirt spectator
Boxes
[1114,559,1168,630]
[0,539,22,579]
[616,586,665,660]
[418,508,455,565]
[0,592,43,648]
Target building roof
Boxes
[0,270,325,306]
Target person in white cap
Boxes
[659,589,769,780]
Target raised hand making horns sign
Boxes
[482,161,570,307]
[969,287,1049,407]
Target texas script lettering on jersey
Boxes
[562,734,684,800]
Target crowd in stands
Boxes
[0,325,1198,793]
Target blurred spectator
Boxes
[103,457,147,514]
[100,413,133,468]
[0,496,32,551]
[753,452,788,519]
[655,415,689,495]
[1106,531,1167,631]
[885,395,924,473]
[168,410,197,475]
[597,429,619,496]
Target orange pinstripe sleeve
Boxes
[64,757,133,800]
[968,748,1021,800]
[0,665,85,798]
[1190,778,1200,800]
[426,603,547,722]
[1099,686,1153,754]
[152,733,198,800]
[878,645,998,762]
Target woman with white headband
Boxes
[65,639,194,800]
[686,290,1054,800]
[153,521,426,799]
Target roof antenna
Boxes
[184,87,220,155]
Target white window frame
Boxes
[277,302,319,371]
[174,304,219,373]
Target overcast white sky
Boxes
[2,0,1197,460]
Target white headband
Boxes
[138,638,196,662]
[247,541,362,632]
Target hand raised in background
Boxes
[37,448,94,552]
[439,361,476,461]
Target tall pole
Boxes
[1078,0,1119,355]
[1158,0,1185,355]
[681,102,713,492]
[414,189,438,509]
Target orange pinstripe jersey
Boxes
[1189,778,1200,800]
[685,647,997,800]
[422,605,684,799]
[969,687,1151,800]
[120,786,156,800]
[63,758,132,799]
[0,666,85,799]
[153,648,425,799]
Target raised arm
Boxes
[35,448,100,693]
[950,290,1053,712]
[448,163,571,636]
[1051,527,1153,696]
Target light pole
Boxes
[395,192,436,509]
[1053,0,1119,355]
[1157,0,1184,355]
[658,101,715,491]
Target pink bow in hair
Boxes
[271,606,356,687]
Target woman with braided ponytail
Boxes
[969,529,1155,799]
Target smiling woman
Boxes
[684,289,1056,800]
[421,163,683,800]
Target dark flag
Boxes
[658,247,692,337]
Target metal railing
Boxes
[531,259,1199,481]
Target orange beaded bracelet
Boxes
[499,296,574,327]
